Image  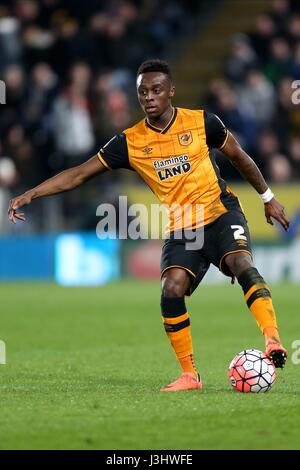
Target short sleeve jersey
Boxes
[98,108,240,231]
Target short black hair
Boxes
[137,59,172,82]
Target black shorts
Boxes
[161,210,252,294]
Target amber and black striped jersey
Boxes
[98,107,242,231]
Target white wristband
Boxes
[260,188,274,203]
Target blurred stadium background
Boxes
[0,0,300,285]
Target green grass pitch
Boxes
[0,280,299,450]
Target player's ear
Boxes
[169,86,175,98]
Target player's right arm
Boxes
[8,155,106,224]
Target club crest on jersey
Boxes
[177,131,193,146]
[153,154,191,181]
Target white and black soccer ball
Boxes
[228,349,276,393]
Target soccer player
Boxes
[8,59,289,391]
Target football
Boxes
[228,349,276,393]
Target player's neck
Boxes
[146,106,174,131]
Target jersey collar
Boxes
[145,107,177,134]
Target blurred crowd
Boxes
[206,0,300,183]
[1,0,299,234]
[0,0,202,232]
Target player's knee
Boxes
[161,277,185,297]
[161,268,191,297]
[225,252,253,277]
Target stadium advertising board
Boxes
[123,184,300,241]
[54,233,120,286]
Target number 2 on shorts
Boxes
[231,225,247,241]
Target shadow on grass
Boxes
[1,373,298,396]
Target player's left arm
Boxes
[221,132,289,231]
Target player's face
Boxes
[137,72,175,119]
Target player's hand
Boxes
[8,193,32,224]
[264,198,289,231]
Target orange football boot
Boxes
[160,373,203,392]
[265,339,288,368]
